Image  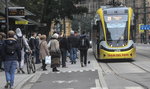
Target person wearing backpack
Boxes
[0,33,4,71]
[15,28,31,74]
[78,31,90,67]
[3,30,21,89]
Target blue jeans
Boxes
[70,48,77,62]
[4,61,17,87]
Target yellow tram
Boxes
[91,6,136,60]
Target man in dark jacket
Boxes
[59,35,68,67]
[29,32,37,63]
[0,33,4,71]
[78,31,90,67]
[68,31,78,64]
[3,30,21,89]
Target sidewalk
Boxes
[0,64,41,89]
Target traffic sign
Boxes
[140,25,150,30]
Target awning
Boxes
[0,0,35,16]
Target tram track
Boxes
[98,60,149,89]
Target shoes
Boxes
[18,68,25,74]
[52,68,60,72]
[62,66,68,68]
[17,70,20,74]
[5,82,11,89]
[43,69,47,71]
[71,61,76,64]
[88,61,90,64]
[10,86,14,89]
[81,64,84,67]
[71,61,73,64]
[53,69,60,72]
[20,68,25,74]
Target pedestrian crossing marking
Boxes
[125,87,144,89]
[79,70,83,72]
[91,87,102,89]
[50,69,97,73]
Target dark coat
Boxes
[3,38,21,62]
[78,35,90,50]
[68,34,79,49]
[29,37,36,51]
[59,37,68,50]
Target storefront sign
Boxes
[8,7,25,17]
[15,21,28,24]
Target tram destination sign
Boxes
[140,25,150,30]
[8,7,25,17]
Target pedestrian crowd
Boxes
[0,28,90,89]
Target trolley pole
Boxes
[5,0,9,32]
[143,0,147,43]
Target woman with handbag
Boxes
[39,35,49,71]
[49,33,60,72]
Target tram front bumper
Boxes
[99,48,136,59]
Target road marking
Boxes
[91,87,102,89]
[56,72,60,74]
[92,69,96,71]
[125,87,144,89]
[68,71,72,73]
[79,70,83,72]
[52,80,78,84]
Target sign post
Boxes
[5,0,9,32]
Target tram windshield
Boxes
[104,15,128,47]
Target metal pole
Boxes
[63,18,66,35]
[144,0,147,43]
[5,0,9,32]
[133,0,136,42]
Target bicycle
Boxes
[26,52,36,74]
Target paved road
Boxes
[98,43,150,89]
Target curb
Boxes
[15,74,35,89]
[93,57,109,89]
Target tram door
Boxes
[96,21,100,58]
[97,21,104,58]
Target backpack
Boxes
[5,42,16,55]
[79,37,90,50]
[81,37,87,47]
[17,36,24,50]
